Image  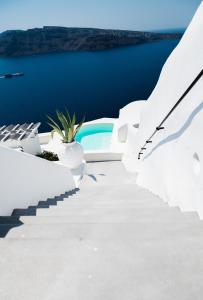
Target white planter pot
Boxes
[58,141,84,169]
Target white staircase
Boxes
[0,161,203,300]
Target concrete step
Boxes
[65,194,163,204]
[48,200,168,211]
[0,212,200,230]
[35,209,197,225]
[79,182,143,192]
[5,221,203,239]
[0,210,199,227]
[80,175,137,187]
[78,182,155,191]
[70,187,162,202]
[1,233,203,300]
[36,205,182,216]
[20,212,197,223]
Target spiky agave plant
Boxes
[47,110,85,143]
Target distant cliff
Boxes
[0,26,182,57]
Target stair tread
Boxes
[5,221,203,239]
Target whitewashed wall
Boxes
[123,3,203,218]
[112,100,145,148]
[0,145,75,216]
[117,101,146,126]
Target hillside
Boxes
[0,26,182,57]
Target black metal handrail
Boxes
[138,69,203,160]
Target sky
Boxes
[0,0,201,33]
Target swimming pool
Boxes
[76,123,113,151]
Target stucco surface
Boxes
[123,3,203,218]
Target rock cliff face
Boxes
[0,26,182,57]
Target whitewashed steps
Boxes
[1,161,203,300]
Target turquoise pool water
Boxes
[76,123,113,151]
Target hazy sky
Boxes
[0,0,201,32]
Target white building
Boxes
[122,1,203,218]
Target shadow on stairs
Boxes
[0,188,79,238]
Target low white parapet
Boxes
[0,145,75,216]
[20,135,42,155]
[84,151,123,162]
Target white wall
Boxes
[123,3,203,218]
[0,145,75,216]
[118,101,146,126]
[112,100,145,147]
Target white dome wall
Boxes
[123,3,203,218]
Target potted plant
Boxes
[47,110,85,169]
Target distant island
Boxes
[0,26,182,57]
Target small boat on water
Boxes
[4,74,13,78]
[13,72,24,77]
[2,72,24,79]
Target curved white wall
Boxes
[123,3,203,218]
[118,100,146,126]
[0,146,75,216]
[112,100,146,147]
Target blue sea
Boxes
[0,39,180,132]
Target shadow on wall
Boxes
[144,101,203,160]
